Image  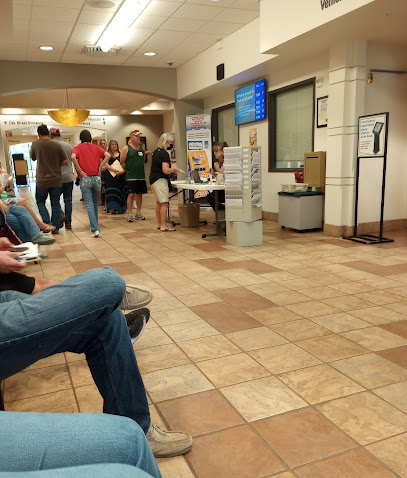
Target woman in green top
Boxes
[120,130,151,222]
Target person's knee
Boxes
[82,267,126,298]
[32,277,57,294]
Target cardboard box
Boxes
[304,152,326,187]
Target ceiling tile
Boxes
[142,1,184,18]
[77,9,114,24]
[83,0,119,12]
[198,20,242,35]
[69,23,105,45]
[31,6,81,23]
[231,0,260,10]
[28,22,74,43]
[33,0,85,7]
[159,17,206,33]
[186,0,236,6]
[12,4,31,20]
[212,8,258,23]
[139,30,190,54]
[132,15,168,31]
[116,27,154,49]
[13,0,32,5]
[172,4,222,21]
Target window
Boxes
[212,103,239,148]
[269,78,315,171]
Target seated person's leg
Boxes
[0,464,156,477]
[15,198,55,233]
[0,412,162,478]
[6,206,55,245]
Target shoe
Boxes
[135,212,145,220]
[65,224,72,230]
[119,284,153,311]
[91,230,100,238]
[127,214,134,222]
[125,308,150,343]
[147,424,192,458]
[32,234,56,245]
[59,215,66,228]
[52,229,59,235]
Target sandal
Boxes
[41,225,56,233]
[160,227,176,232]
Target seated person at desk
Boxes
[207,141,228,212]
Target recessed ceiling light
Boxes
[88,0,116,8]
[40,46,54,51]
[144,52,156,56]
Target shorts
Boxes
[0,272,35,294]
[151,178,169,203]
[126,180,147,195]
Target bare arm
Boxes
[71,153,86,178]
[162,162,179,175]
[120,145,128,165]
[99,152,111,175]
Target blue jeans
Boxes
[35,186,62,231]
[0,412,161,477]
[80,176,101,233]
[0,267,151,432]
[59,181,73,226]
[6,205,41,243]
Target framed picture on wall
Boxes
[317,96,328,128]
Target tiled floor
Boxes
[3,186,407,478]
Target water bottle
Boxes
[0,191,7,200]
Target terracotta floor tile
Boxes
[317,391,407,444]
[349,306,406,325]
[187,425,285,478]
[247,307,302,326]
[372,381,407,413]
[4,364,72,401]
[377,345,407,368]
[225,326,288,351]
[75,383,103,413]
[269,319,331,341]
[157,390,245,437]
[366,433,407,478]
[196,353,270,387]
[137,344,191,373]
[220,376,307,422]
[341,326,407,351]
[331,353,407,388]
[278,364,364,404]
[381,319,407,338]
[5,389,78,413]
[72,259,103,274]
[215,287,262,301]
[253,407,356,468]
[296,449,396,478]
[177,335,241,362]
[310,312,370,333]
[224,295,277,312]
[296,334,368,362]
[161,319,219,342]
[142,364,214,402]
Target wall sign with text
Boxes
[317,96,328,128]
[358,113,388,158]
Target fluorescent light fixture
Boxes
[130,110,143,115]
[89,109,108,115]
[1,108,25,114]
[40,46,54,51]
[144,52,156,56]
[98,0,152,53]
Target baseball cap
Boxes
[49,127,61,136]
[129,129,142,136]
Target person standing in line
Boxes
[120,130,150,222]
[71,130,110,238]
[30,124,68,234]
[149,133,179,232]
[99,138,108,211]
[50,128,74,230]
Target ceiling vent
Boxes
[82,46,120,55]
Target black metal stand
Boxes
[343,113,393,245]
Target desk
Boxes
[171,181,226,238]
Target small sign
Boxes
[317,96,328,128]
[358,113,388,157]
[249,128,257,146]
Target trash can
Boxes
[178,203,200,227]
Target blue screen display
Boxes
[235,79,266,126]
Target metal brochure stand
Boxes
[344,112,393,245]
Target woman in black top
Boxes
[149,133,179,232]
[105,140,127,214]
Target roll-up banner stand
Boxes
[343,112,393,244]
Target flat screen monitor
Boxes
[235,79,266,126]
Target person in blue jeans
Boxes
[71,130,110,238]
[0,242,192,474]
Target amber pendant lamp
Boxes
[48,89,90,126]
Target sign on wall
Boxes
[358,113,388,157]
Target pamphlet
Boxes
[109,160,124,177]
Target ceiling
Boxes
[1,0,260,68]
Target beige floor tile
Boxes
[285,301,339,318]
[297,334,368,361]
[232,274,271,286]
[134,327,173,350]
[247,282,290,296]
[148,297,186,313]
[341,326,407,351]
[199,278,238,291]
[355,290,405,306]
[267,291,311,306]
[196,353,270,387]
[321,295,374,311]
[279,279,322,291]
[269,319,331,341]
[278,364,364,404]
[349,306,406,325]
[221,376,307,422]
[5,389,78,413]
[384,301,407,315]
[142,364,214,402]
[161,319,219,342]
[329,281,377,294]
[157,456,195,478]
[68,359,94,388]
[317,391,407,444]
[137,344,191,373]
[177,335,241,362]
[25,353,66,370]
[360,277,404,289]
[297,286,345,300]
[387,286,407,298]
[331,353,407,388]
[366,434,407,478]
[225,326,288,351]
[65,352,86,363]
[75,383,103,413]
[247,307,302,326]
[372,381,407,413]
[310,312,371,333]
[249,343,322,374]
[65,250,96,262]
[150,307,202,327]
[178,291,223,307]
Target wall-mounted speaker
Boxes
[216,63,224,81]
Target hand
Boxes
[172,168,180,173]
[0,200,9,216]
[0,251,26,273]
[81,171,88,178]
[0,237,13,250]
